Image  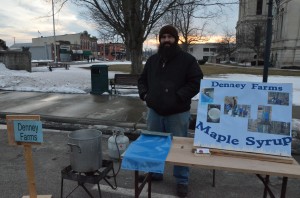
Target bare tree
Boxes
[161,0,211,52]
[216,27,236,62]
[237,22,267,66]
[54,0,238,73]
[0,39,8,50]
[160,0,238,52]
[56,0,178,74]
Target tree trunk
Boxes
[181,42,188,52]
[125,44,131,61]
[124,0,144,74]
[131,46,143,74]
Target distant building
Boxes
[271,0,300,67]
[30,31,98,61]
[97,43,126,61]
[237,0,300,67]
[9,43,32,51]
[185,43,218,63]
[236,0,268,64]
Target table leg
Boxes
[135,171,139,198]
[148,173,152,198]
[263,175,270,198]
[134,171,152,198]
[60,177,64,198]
[212,169,216,187]
[256,174,275,198]
[280,177,288,198]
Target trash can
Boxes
[90,65,110,95]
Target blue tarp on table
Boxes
[121,133,172,173]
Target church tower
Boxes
[236,0,268,64]
[272,0,300,68]
[237,0,300,67]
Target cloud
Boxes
[1,0,238,47]
[1,0,98,46]
[0,1,52,44]
[18,1,51,15]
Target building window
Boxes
[203,56,209,60]
[279,8,284,39]
[203,48,209,52]
[210,48,216,52]
[256,0,263,15]
[254,26,261,46]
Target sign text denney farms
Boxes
[211,81,283,91]
[13,120,43,143]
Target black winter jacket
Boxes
[138,49,203,116]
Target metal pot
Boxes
[68,129,102,172]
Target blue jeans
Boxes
[147,108,190,185]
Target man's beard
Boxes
[158,42,179,60]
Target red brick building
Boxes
[97,43,126,61]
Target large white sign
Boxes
[194,79,293,156]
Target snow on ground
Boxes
[1,62,300,127]
[0,62,299,106]
[1,61,300,156]
[0,62,126,94]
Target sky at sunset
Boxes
[0,0,238,48]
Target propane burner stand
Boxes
[60,160,117,198]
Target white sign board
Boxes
[194,79,293,156]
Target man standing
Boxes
[138,25,203,197]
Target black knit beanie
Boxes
[159,25,179,44]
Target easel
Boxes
[6,115,52,198]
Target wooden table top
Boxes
[166,137,300,179]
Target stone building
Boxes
[271,0,300,68]
[237,0,300,67]
[236,0,268,64]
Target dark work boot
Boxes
[177,184,188,197]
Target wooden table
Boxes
[135,137,300,198]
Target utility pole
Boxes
[263,0,280,83]
[262,0,273,83]
[52,0,57,63]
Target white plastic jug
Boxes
[108,130,129,159]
